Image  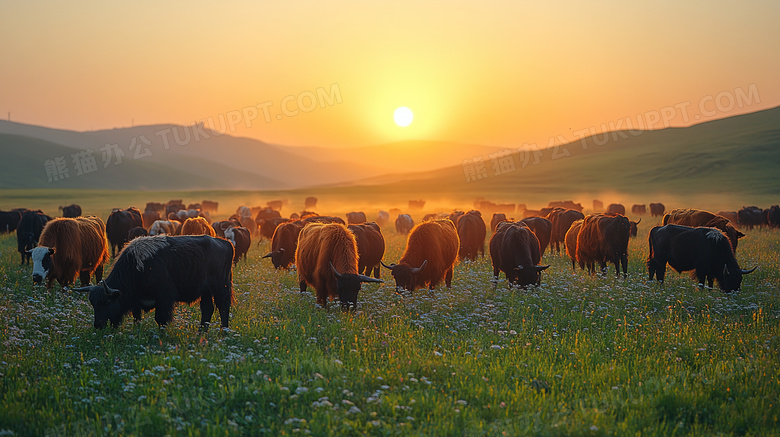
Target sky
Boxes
[1,0,779,149]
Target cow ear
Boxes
[535,265,551,272]
[262,252,274,259]
[741,266,758,274]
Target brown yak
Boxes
[576,214,631,277]
[296,223,382,309]
[663,208,744,252]
[382,219,459,292]
[30,216,110,288]
[263,220,305,269]
[565,219,583,271]
[348,222,386,279]
[180,217,216,237]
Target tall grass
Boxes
[0,220,778,436]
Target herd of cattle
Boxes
[0,199,776,330]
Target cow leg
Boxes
[154,298,175,327]
[707,277,715,288]
[695,271,707,288]
[445,267,454,288]
[299,280,307,293]
[199,294,215,330]
[94,265,104,284]
[372,264,380,279]
[79,271,91,287]
[621,255,628,278]
[132,308,142,323]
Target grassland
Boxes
[0,210,778,436]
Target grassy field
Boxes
[0,208,778,436]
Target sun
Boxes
[394,107,413,127]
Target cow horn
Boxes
[411,260,428,275]
[73,285,92,293]
[380,261,396,271]
[516,265,524,271]
[100,280,121,296]
[329,262,342,279]
[358,274,383,284]
[741,266,758,274]
[635,218,641,225]
[262,251,276,259]
[535,265,551,272]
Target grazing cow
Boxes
[0,210,23,234]
[145,202,165,215]
[548,200,583,212]
[663,208,744,252]
[75,235,234,329]
[448,210,465,225]
[348,222,386,278]
[522,209,543,219]
[518,217,552,256]
[236,206,252,218]
[187,203,202,211]
[376,210,390,227]
[255,207,283,237]
[263,221,305,269]
[631,204,647,215]
[180,217,216,237]
[201,200,219,214]
[649,203,665,217]
[149,220,181,236]
[606,203,626,215]
[592,200,604,213]
[629,218,641,237]
[304,196,318,209]
[30,217,109,288]
[457,211,486,261]
[16,211,51,264]
[165,202,186,215]
[490,213,507,231]
[259,217,288,240]
[716,211,739,226]
[296,223,382,309]
[225,226,251,265]
[565,219,584,271]
[576,214,631,277]
[738,206,766,230]
[547,209,585,254]
[395,214,414,235]
[382,219,459,292]
[647,225,757,291]
[489,221,550,287]
[106,208,144,257]
[59,204,82,218]
[767,205,780,228]
[142,210,160,229]
[303,215,345,225]
[346,211,367,224]
[266,200,284,211]
[128,226,148,241]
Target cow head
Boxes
[629,218,641,237]
[381,260,427,292]
[75,280,124,329]
[510,264,551,288]
[29,246,54,285]
[262,248,285,269]
[330,262,382,309]
[719,264,758,292]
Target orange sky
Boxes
[2,1,779,149]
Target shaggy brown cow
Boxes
[576,214,630,277]
[304,197,318,209]
[346,211,367,224]
[382,219,459,292]
[489,221,550,287]
[716,211,739,226]
[180,217,216,237]
[457,211,486,261]
[30,217,109,288]
[548,209,585,254]
[376,210,390,227]
[490,213,507,231]
[225,226,251,265]
[448,210,465,225]
[395,214,414,235]
[142,210,160,229]
[59,204,82,218]
[631,204,647,215]
[565,219,583,271]
[518,217,552,256]
[348,222,386,278]
[592,200,604,213]
[106,208,143,257]
[606,203,626,215]
[663,208,744,252]
[649,203,665,217]
[296,223,381,309]
[263,220,305,269]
